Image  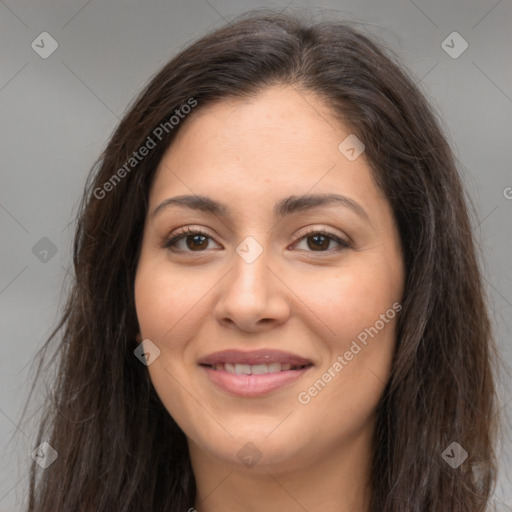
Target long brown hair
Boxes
[25,9,500,511]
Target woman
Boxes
[26,9,500,512]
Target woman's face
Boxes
[134,85,404,473]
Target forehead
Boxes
[149,86,382,217]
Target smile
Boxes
[203,362,310,374]
[198,349,314,397]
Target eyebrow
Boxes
[152,193,371,223]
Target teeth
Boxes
[215,362,303,374]
[251,364,268,375]
[267,362,282,373]
[234,363,251,375]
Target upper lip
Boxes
[198,349,313,366]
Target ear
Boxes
[135,331,143,343]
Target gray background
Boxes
[1,0,511,510]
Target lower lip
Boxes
[200,365,312,397]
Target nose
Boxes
[213,245,291,333]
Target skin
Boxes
[134,85,404,512]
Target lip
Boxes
[200,365,312,397]
[198,349,314,398]
[198,349,312,366]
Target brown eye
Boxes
[163,228,349,255]
[184,234,209,251]
[163,228,221,252]
[294,231,349,252]
[307,233,330,251]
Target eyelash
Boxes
[161,227,350,254]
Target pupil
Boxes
[187,234,207,251]
[308,234,329,251]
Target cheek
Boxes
[300,258,400,408]
[135,270,169,339]
[134,261,206,430]
[134,259,204,340]
[305,261,400,346]
[298,271,398,433]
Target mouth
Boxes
[198,349,314,397]
[200,362,311,374]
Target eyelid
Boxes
[162,225,350,253]
[161,225,219,250]
[292,225,350,246]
